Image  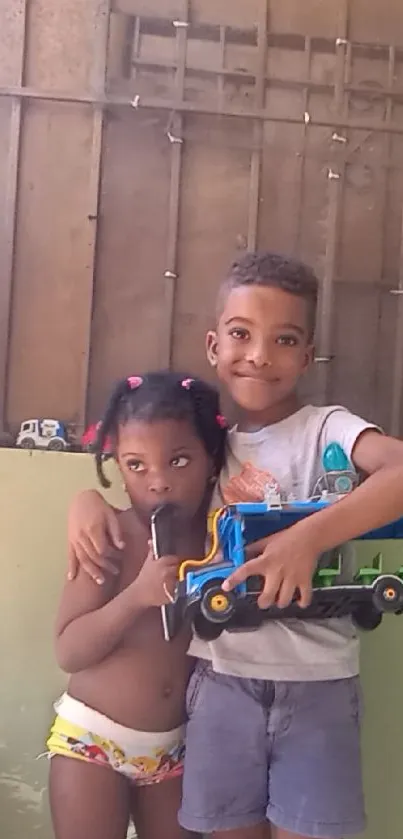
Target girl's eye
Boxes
[171,455,190,468]
[229,327,249,340]
[276,335,298,347]
[127,460,146,472]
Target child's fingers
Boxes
[80,558,106,585]
[76,534,119,574]
[297,580,313,609]
[78,539,120,575]
[84,529,110,558]
[222,558,256,591]
[257,571,282,609]
[94,554,121,575]
[106,511,125,551]
[275,578,298,610]
[72,541,118,581]
[162,569,179,598]
[73,532,104,565]
[67,546,78,581]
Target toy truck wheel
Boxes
[373,576,403,613]
[200,583,236,624]
[19,437,35,449]
[193,614,224,641]
[48,438,65,451]
[352,603,383,631]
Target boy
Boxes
[68,252,403,839]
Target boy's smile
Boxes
[207,285,314,428]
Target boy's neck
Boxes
[236,391,301,432]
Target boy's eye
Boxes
[171,455,190,468]
[127,460,145,472]
[276,335,298,347]
[229,327,250,341]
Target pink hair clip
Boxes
[181,378,194,390]
[127,376,143,389]
[216,414,228,429]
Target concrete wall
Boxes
[0,447,402,838]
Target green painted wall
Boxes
[0,448,126,838]
[0,449,401,838]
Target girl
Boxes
[47,371,227,839]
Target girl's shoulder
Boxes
[117,508,149,553]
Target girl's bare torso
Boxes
[68,510,193,731]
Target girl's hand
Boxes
[134,544,181,608]
[222,523,319,609]
[67,490,125,584]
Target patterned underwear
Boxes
[47,693,185,786]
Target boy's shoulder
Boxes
[273,403,378,447]
[229,404,366,441]
[288,402,363,423]
[226,403,378,467]
[285,403,348,427]
[270,403,374,433]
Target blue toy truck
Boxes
[152,501,403,641]
[151,443,403,641]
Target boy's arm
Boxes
[67,489,125,583]
[56,546,181,674]
[224,430,403,609]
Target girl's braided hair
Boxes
[95,370,228,488]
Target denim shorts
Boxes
[179,661,366,837]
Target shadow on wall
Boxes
[0,449,402,839]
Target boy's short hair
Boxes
[218,251,319,341]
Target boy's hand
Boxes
[222,524,319,609]
[134,544,181,608]
[67,490,125,584]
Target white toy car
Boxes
[16,419,70,451]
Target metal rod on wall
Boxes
[77,0,112,434]
[293,36,312,254]
[373,46,395,423]
[389,205,403,437]
[0,0,28,432]
[162,6,188,368]
[246,1,268,251]
[1,84,403,136]
[315,1,350,405]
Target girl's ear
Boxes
[206,330,218,367]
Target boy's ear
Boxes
[206,330,218,367]
[303,343,315,371]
